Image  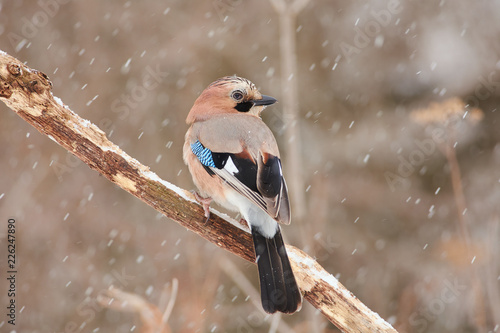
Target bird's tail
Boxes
[252,227,302,314]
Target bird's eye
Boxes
[231,90,244,101]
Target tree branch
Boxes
[0,50,397,333]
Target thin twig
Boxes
[442,142,471,247]
[161,279,178,325]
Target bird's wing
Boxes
[256,151,290,225]
[190,140,291,225]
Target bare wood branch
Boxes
[0,50,398,333]
[98,285,173,333]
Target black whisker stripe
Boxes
[235,101,254,112]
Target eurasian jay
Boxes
[183,76,302,314]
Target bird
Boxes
[183,76,302,314]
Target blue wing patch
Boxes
[191,140,216,168]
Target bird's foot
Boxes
[192,191,212,224]
[238,218,249,229]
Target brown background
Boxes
[0,0,499,332]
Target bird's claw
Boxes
[192,191,212,224]
[239,218,249,229]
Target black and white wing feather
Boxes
[190,140,290,224]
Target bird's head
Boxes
[186,76,277,124]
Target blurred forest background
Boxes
[1,0,499,332]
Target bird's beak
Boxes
[253,95,277,106]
